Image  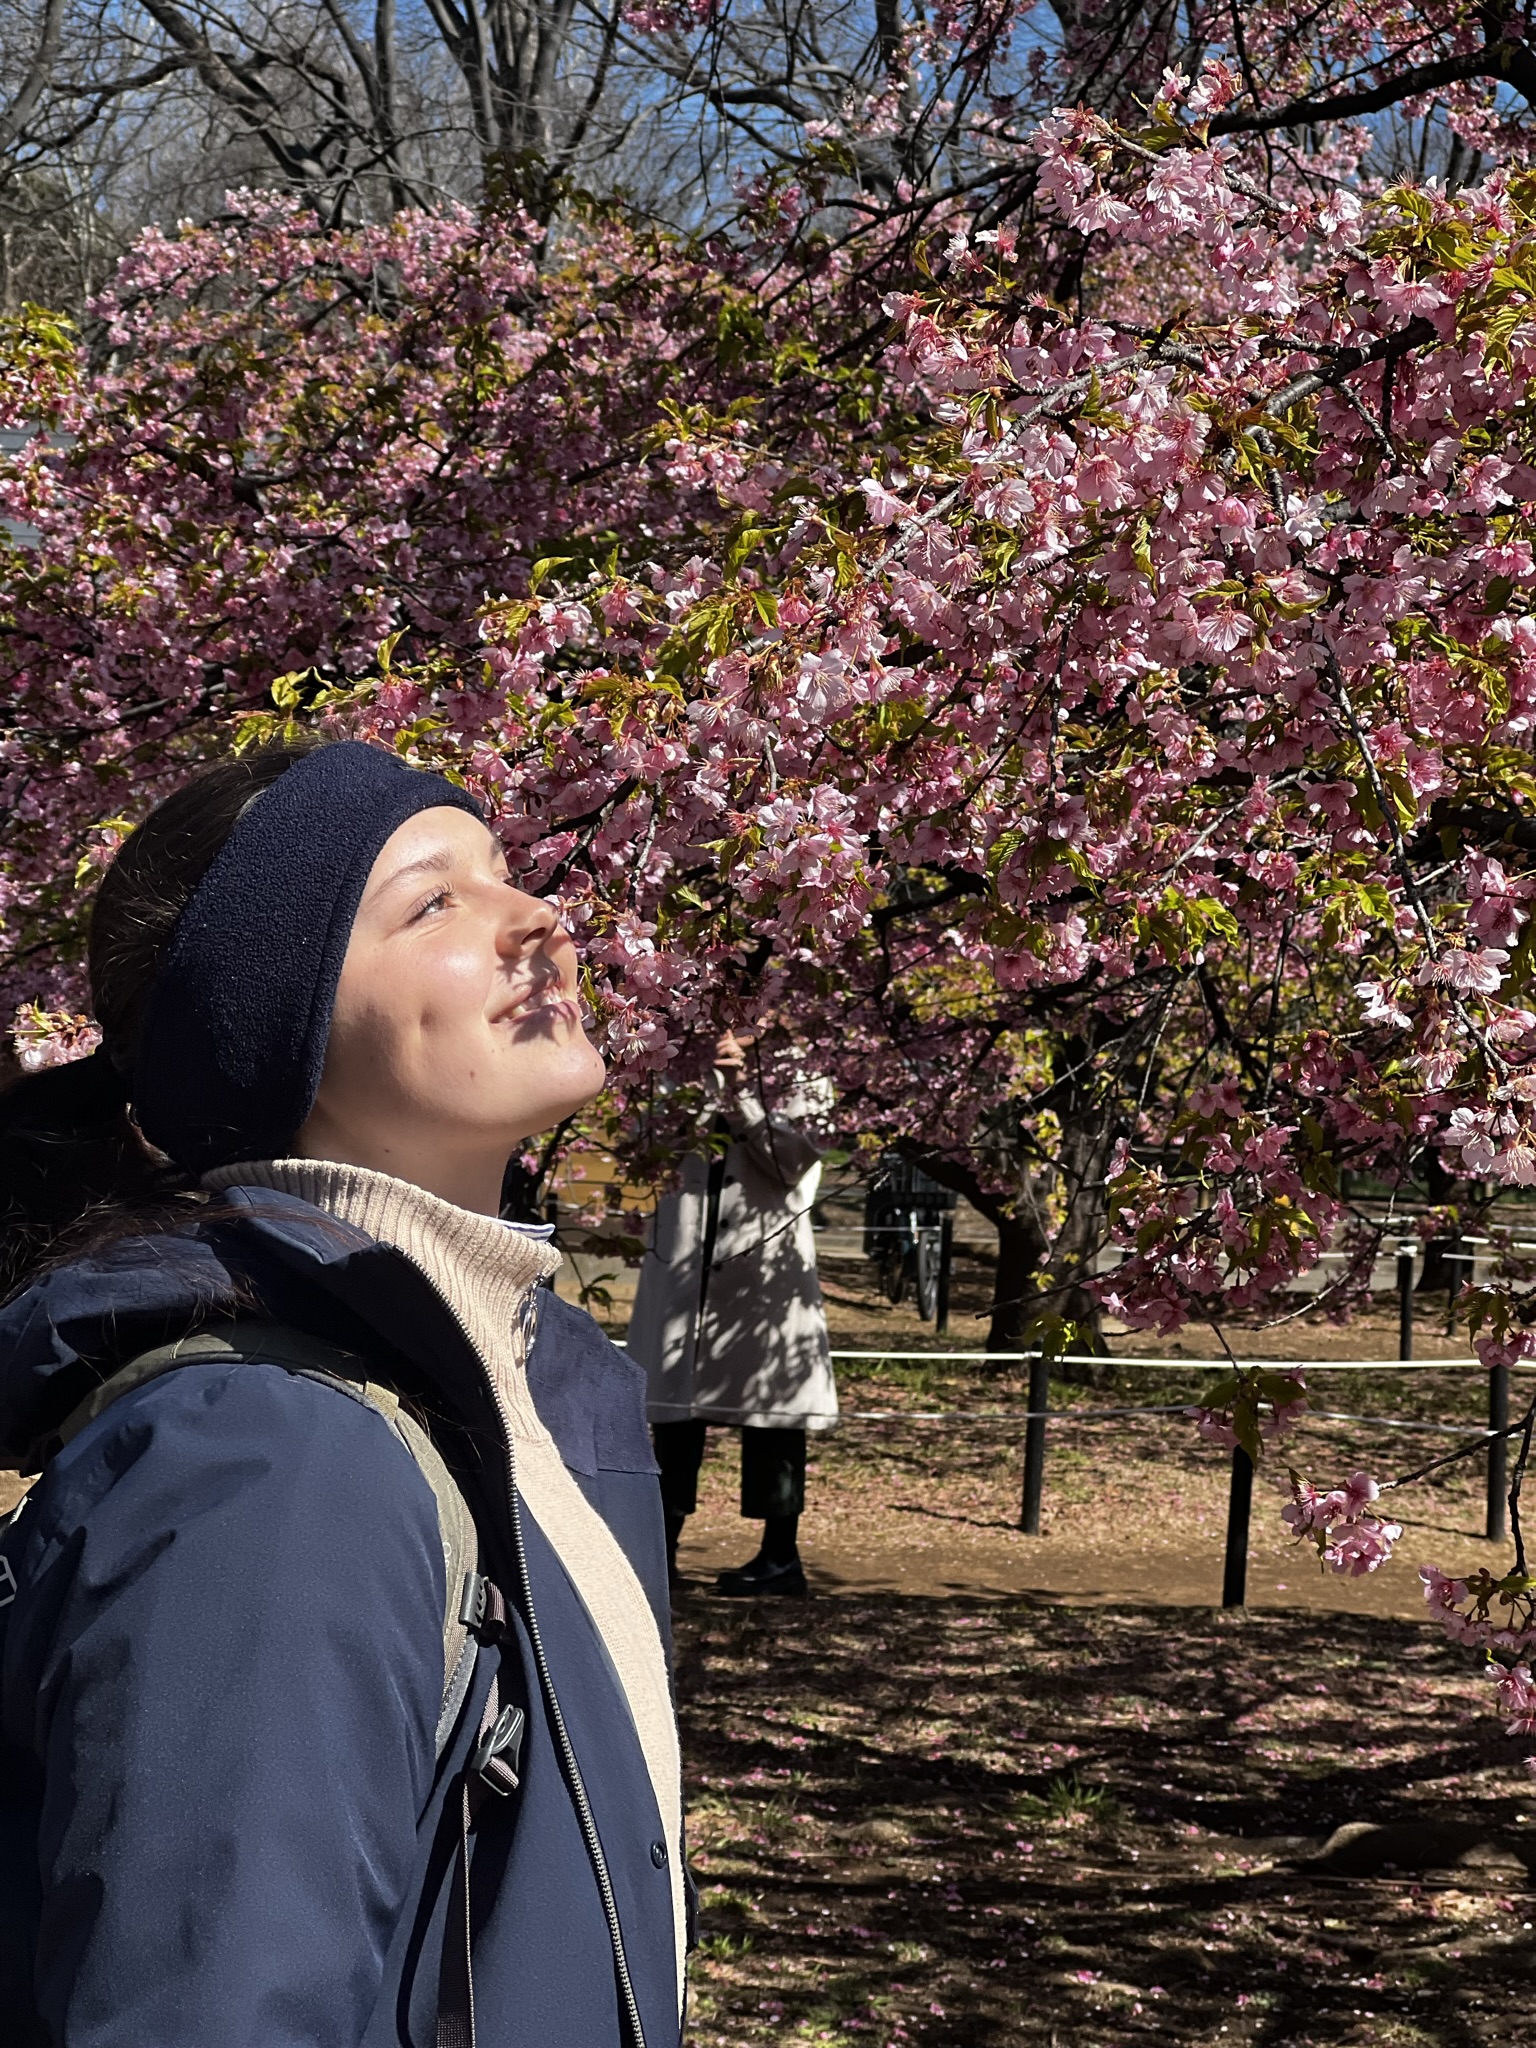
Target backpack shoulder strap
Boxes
[56,1319,480,1757]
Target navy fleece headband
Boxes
[132,742,484,1173]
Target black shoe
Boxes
[714,1553,807,1598]
[665,1510,687,1589]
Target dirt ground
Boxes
[674,1592,1532,2048]
[619,1245,1536,2047]
[6,1232,1534,2043]
[613,1242,1509,1620]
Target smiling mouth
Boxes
[500,991,581,1027]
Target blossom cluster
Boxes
[1185,1366,1308,1455]
[1421,1563,1536,1658]
[1492,1663,1536,1738]
[10,1004,101,1072]
[1282,1470,1403,1579]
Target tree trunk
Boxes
[986,1209,1049,1355]
[892,1143,1049,1368]
[1038,1099,1111,1379]
[899,1105,1111,1376]
[1417,1148,1464,1295]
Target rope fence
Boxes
[828,1349,1491,1368]
[613,1236,1528,1607]
[814,1316,1528,1604]
[839,1405,1511,1435]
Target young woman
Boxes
[0,740,685,2048]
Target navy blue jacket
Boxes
[0,1187,681,2048]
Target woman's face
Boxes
[297,806,606,1209]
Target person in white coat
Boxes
[627,1030,838,1595]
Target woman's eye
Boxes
[411,887,453,922]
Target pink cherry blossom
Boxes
[1283,1469,1399,1577]
[1324,1517,1402,1578]
[1417,946,1508,995]
[11,1004,101,1072]
[859,478,910,527]
[5,69,1536,1747]
[1493,1663,1536,1738]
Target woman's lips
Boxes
[499,990,581,1027]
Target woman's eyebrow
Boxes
[376,846,459,893]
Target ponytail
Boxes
[0,1049,163,1296]
[0,740,320,1293]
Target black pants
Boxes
[652,1420,806,1521]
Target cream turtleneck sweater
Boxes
[203,1157,685,2012]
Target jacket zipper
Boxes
[397,1254,650,2048]
[505,1411,650,2048]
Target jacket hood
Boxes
[0,1188,375,1470]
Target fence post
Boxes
[1020,1350,1050,1534]
[1446,1239,1468,1338]
[1398,1241,1415,1362]
[1488,1363,1511,1544]
[935,1213,953,1335]
[1222,1446,1254,1608]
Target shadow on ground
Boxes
[675,1593,1536,2047]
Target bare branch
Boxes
[1210,36,1536,138]
[0,0,68,162]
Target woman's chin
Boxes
[509,1049,608,1134]
[563,1032,608,1094]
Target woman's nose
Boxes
[496,887,559,960]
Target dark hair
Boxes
[0,741,318,1295]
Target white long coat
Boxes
[627,1088,839,1430]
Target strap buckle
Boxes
[458,1570,509,1641]
[469,1702,525,1796]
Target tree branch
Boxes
[1210,37,1536,138]
[0,0,68,162]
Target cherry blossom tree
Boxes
[15,31,1536,1714]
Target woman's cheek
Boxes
[418,936,497,1020]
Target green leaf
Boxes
[1128,515,1154,582]
[1231,1403,1264,1465]
[723,521,762,582]
[529,553,576,596]
[715,299,767,371]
